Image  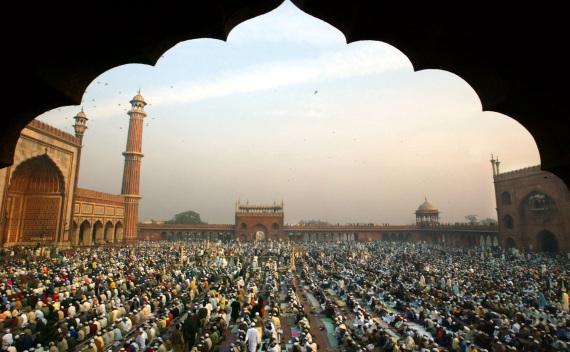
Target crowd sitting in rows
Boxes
[1,239,570,352]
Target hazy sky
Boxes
[37,1,540,225]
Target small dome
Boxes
[74,110,88,119]
[417,198,438,212]
[132,94,145,102]
[130,93,147,106]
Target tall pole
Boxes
[121,92,147,244]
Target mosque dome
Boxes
[417,197,438,213]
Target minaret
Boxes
[73,108,89,140]
[495,156,500,175]
[121,92,147,244]
[70,108,88,245]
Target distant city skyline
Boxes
[36,1,540,225]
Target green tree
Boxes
[167,210,207,224]
[465,215,478,225]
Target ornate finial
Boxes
[138,88,141,95]
[44,148,48,154]
[81,106,84,112]
[425,196,427,202]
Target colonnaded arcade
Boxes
[138,199,500,248]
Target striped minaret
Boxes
[121,92,147,244]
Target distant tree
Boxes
[166,210,207,224]
[465,215,478,225]
[481,217,497,226]
[298,219,331,226]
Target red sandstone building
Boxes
[0,93,146,247]
[491,156,570,254]
[138,197,498,248]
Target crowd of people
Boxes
[0,240,568,352]
[293,242,570,352]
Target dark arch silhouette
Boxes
[3,1,569,189]
[78,220,91,245]
[538,230,558,253]
[501,191,512,205]
[505,237,515,249]
[504,214,514,229]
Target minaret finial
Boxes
[138,88,141,95]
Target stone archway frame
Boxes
[2,2,569,190]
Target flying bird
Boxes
[314,90,318,94]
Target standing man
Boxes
[230,296,241,323]
[182,312,197,349]
[245,322,260,352]
[170,324,184,352]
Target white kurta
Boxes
[245,327,260,352]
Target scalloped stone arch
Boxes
[3,1,568,188]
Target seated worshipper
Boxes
[264,320,278,341]
[266,339,281,352]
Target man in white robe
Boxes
[245,322,261,352]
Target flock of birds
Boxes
[59,81,160,131]
[58,82,320,133]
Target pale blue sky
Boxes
[37,1,540,225]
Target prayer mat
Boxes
[327,333,339,347]
[323,320,335,333]
[306,293,321,307]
